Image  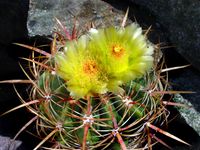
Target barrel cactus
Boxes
[1,18,190,150]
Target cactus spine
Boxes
[1,21,190,150]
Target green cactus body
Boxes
[34,66,163,149]
[7,22,182,150]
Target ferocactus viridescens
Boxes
[55,23,154,98]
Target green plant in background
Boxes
[1,13,191,150]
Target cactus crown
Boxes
[56,23,154,98]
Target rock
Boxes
[127,0,200,71]
[164,47,200,136]
[171,67,200,112]
[0,136,21,150]
[171,67,200,136]
[173,94,200,136]
[27,0,127,37]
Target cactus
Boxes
[1,17,191,150]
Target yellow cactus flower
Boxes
[55,23,154,98]
[55,36,108,98]
[88,23,154,89]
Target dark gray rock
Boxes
[171,67,200,112]
[127,0,200,71]
[173,94,200,136]
[27,0,127,37]
[169,64,200,136]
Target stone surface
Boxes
[27,0,127,37]
[174,94,200,136]
[171,67,200,112]
[170,65,200,138]
[163,47,200,136]
[127,0,200,71]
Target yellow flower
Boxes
[88,23,154,91]
[55,36,108,98]
[55,23,154,98]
